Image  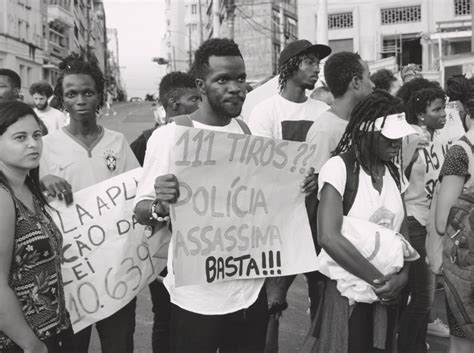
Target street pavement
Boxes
[87,102,449,353]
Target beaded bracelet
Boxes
[150,199,170,222]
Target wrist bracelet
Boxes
[150,199,170,222]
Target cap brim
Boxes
[303,44,332,60]
[381,122,418,139]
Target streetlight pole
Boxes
[188,24,192,67]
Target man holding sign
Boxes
[134,38,317,353]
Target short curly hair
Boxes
[29,80,54,98]
[396,77,440,106]
[191,38,242,80]
[446,74,471,104]
[370,69,397,92]
[405,87,446,125]
[0,69,21,88]
[324,52,363,98]
[53,53,105,111]
[159,71,197,110]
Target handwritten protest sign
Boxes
[441,100,465,143]
[49,168,168,332]
[170,126,318,287]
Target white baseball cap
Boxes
[372,113,418,139]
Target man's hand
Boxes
[301,167,317,195]
[154,174,180,211]
[41,175,73,205]
[373,270,409,305]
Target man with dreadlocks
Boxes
[248,39,331,353]
[39,53,140,353]
[311,90,416,353]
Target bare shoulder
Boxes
[0,187,16,239]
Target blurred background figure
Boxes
[401,64,423,84]
[29,81,67,133]
[310,85,334,107]
[0,69,21,103]
[371,69,401,96]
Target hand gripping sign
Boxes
[170,126,319,287]
[49,168,168,332]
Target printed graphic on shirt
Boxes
[104,150,118,171]
[369,206,395,230]
[281,120,314,142]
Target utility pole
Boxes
[279,2,285,51]
[471,0,474,52]
[212,0,220,38]
[188,24,192,68]
[226,0,236,40]
[86,2,91,58]
[198,0,204,44]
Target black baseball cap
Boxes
[278,40,331,69]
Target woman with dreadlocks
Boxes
[312,90,416,353]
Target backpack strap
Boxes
[172,115,194,127]
[339,150,359,216]
[235,118,251,135]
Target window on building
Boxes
[328,12,353,30]
[381,34,421,67]
[381,5,421,25]
[273,43,281,75]
[454,0,471,16]
[27,67,32,87]
[328,38,354,53]
[191,23,198,32]
[191,4,197,15]
[285,17,297,40]
[272,9,280,35]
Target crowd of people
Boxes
[0,36,474,353]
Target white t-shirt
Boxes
[134,119,265,315]
[34,106,67,133]
[405,127,450,226]
[40,127,139,192]
[248,94,328,141]
[306,110,348,173]
[318,156,405,233]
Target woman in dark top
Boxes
[0,101,69,353]
[435,101,474,353]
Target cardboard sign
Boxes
[50,168,167,332]
[441,101,465,143]
[170,126,318,287]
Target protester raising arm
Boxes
[0,189,47,353]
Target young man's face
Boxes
[175,88,200,116]
[32,93,49,111]
[293,53,320,90]
[201,55,247,119]
[62,74,100,122]
[357,60,375,99]
[0,75,19,103]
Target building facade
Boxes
[1,0,108,99]
[298,0,473,83]
[161,0,298,82]
[0,0,47,95]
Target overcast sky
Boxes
[103,0,166,98]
